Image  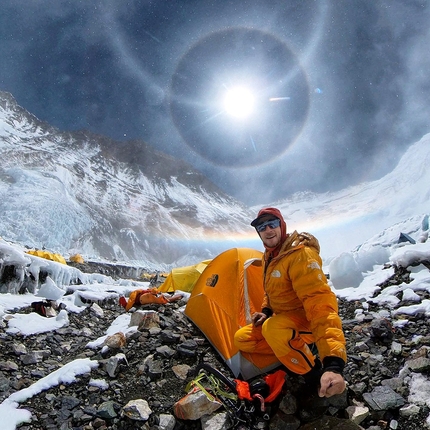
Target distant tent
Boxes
[398,232,416,245]
[69,254,85,264]
[184,248,280,380]
[158,259,212,293]
[26,250,67,265]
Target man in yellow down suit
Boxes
[234,207,347,402]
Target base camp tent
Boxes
[158,259,212,293]
[26,249,67,265]
[185,247,280,380]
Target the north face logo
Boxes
[206,274,219,287]
[308,261,321,270]
[271,270,281,278]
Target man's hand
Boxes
[251,312,267,327]
[318,371,346,398]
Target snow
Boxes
[85,313,136,349]
[0,358,99,430]
[408,373,430,408]
[89,378,110,390]
[391,241,430,267]
[5,309,70,335]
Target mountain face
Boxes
[2,88,430,268]
[0,91,254,268]
[264,133,430,260]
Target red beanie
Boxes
[251,207,287,250]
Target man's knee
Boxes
[233,331,242,348]
[261,317,293,340]
[234,326,250,347]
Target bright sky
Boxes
[1,220,430,428]
[223,86,255,118]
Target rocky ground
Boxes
[0,264,429,430]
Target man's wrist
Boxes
[322,356,345,375]
[261,307,273,317]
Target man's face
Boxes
[256,216,282,248]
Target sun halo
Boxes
[223,86,255,119]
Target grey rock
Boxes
[328,390,349,409]
[20,350,48,365]
[391,341,402,355]
[61,395,81,410]
[300,415,363,429]
[0,376,10,391]
[363,386,405,411]
[369,319,394,342]
[201,411,230,430]
[97,400,119,419]
[122,398,152,421]
[399,403,420,417]
[0,360,19,371]
[160,329,181,343]
[104,352,128,377]
[145,356,164,379]
[158,413,176,430]
[381,377,404,392]
[406,357,430,372]
[278,391,297,415]
[349,381,367,396]
[177,339,199,356]
[12,342,27,355]
[156,345,176,358]
[270,410,301,430]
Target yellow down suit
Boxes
[234,231,347,375]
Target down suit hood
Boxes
[251,207,287,255]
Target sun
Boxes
[223,87,255,119]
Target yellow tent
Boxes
[185,248,280,380]
[69,254,85,264]
[158,259,212,293]
[26,250,67,265]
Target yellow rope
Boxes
[185,372,216,402]
[185,370,238,402]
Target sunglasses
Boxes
[255,218,281,232]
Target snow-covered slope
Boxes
[256,133,430,260]
[0,91,253,268]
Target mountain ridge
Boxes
[0,91,254,269]
[2,88,430,266]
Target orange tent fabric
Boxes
[120,288,183,311]
[121,289,168,311]
[184,248,280,380]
